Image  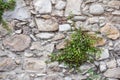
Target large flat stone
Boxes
[0,58,16,72]
[33,0,52,14]
[35,18,59,32]
[65,0,83,16]
[23,58,46,72]
[104,68,120,78]
[3,34,31,51]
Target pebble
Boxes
[89,4,104,15]
[59,24,71,31]
[36,33,54,39]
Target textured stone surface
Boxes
[65,0,83,16]
[35,18,59,32]
[33,0,52,14]
[89,4,104,15]
[0,58,16,71]
[3,34,31,51]
[59,24,71,31]
[104,68,120,78]
[23,58,46,72]
[100,23,120,40]
[36,33,54,39]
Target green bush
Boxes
[0,0,15,31]
[50,29,100,69]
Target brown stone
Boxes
[35,18,59,32]
[100,23,120,40]
[56,41,67,50]
[3,34,31,51]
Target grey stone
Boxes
[64,77,72,80]
[36,33,54,39]
[88,17,99,24]
[106,59,117,69]
[65,0,83,16]
[59,24,71,31]
[52,33,65,41]
[112,10,120,16]
[35,18,59,32]
[30,42,54,53]
[12,7,31,20]
[117,59,120,67]
[52,9,64,16]
[99,62,107,72]
[33,0,52,14]
[23,58,46,72]
[73,16,87,21]
[89,4,104,15]
[3,0,30,21]
[55,0,66,10]
[42,74,63,80]
[99,48,109,60]
[104,68,120,78]
[3,34,31,51]
[0,58,16,71]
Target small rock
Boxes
[3,34,31,51]
[100,23,120,40]
[107,78,119,80]
[117,59,120,67]
[99,62,107,72]
[0,58,16,71]
[112,10,120,16]
[88,17,99,24]
[73,16,87,21]
[30,42,54,53]
[35,18,59,32]
[36,33,54,39]
[64,77,72,80]
[55,0,66,10]
[23,58,46,72]
[99,48,109,60]
[15,29,22,34]
[33,0,52,14]
[52,9,64,16]
[52,33,65,41]
[59,24,71,31]
[56,41,67,50]
[89,4,104,15]
[24,52,34,57]
[41,15,51,19]
[104,68,120,78]
[43,74,63,80]
[106,59,117,69]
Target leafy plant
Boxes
[50,29,101,69]
[0,0,15,31]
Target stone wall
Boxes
[0,0,120,80]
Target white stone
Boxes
[55,0,66,10]
[65,0,83,16]
[89,4,104,15]
[99,48,109,60]
[100,62,107,72]
[36,33,54,39]
[59,24,71,31]
[33,0,52,14]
